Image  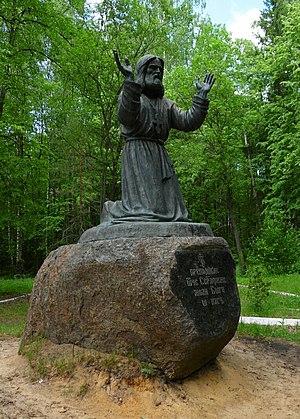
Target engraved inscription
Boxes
[186,259,227,306]
[190,267,219,276]
[170,248,240,336]
[211,297,224,305]
[209,277,227,284]
[194,288,209,297]
[210,285,225,295]
[186,278,198,287]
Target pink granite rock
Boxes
[22,236,240,379]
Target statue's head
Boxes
[136,55,164,98]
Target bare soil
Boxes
[0,335,299,419]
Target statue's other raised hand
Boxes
[113,50,134,81]
[195,73,215,99]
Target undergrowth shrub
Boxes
[250,217,300,274]
[246,267,271,312]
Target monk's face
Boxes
[144,59,163,91]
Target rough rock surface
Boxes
[22,235,240,379]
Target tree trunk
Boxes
[227,186,247,274]
[244,131,261,227]
[79,152,84,235]
[0,87,6,118]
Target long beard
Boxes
[143,82,164,99]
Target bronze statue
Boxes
[101,52,215,223]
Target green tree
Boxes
[0,0,206,274]
[250,0,300,272]
[0,0,86,273]
[166,21,263,272]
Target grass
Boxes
[19,337,160,382]
[237,271,300,318]
[238,287,300,318]
[0,277,34,298]
[0,277,33,336]
[238,323,300,344]
[0,300,29,337]
[237,272,300,295]
[236,270,300,343]
[19,337,78,379]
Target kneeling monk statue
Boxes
[101,52,215,223]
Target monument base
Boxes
[22,231,240,379]
[79,221,213,242]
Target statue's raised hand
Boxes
[113,50,134,81]
[195,73,215,99]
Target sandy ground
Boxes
[0,335,299,419]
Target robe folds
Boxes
[101,80,209,223]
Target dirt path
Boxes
[0,335,299,418]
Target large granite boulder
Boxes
[22,225,240,380]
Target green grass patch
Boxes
[0,321,26,337]
[0,300,29,337]
[239,287,300,318]
[0,277,34,299]
[237,272,300,295]
[238,323,300,344]
[237,271,300,319]
[0,277,33,336]
[265,274,300,294]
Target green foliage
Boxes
[0,0,299,275]
[141,361,158,378]
[0,0,204,274]
[246,267,271,311]
[250,217,300,274]
[166,22,260,270]
[257,1,300,228]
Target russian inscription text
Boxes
[186,263,227,307]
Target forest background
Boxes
[0,0,299,276]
